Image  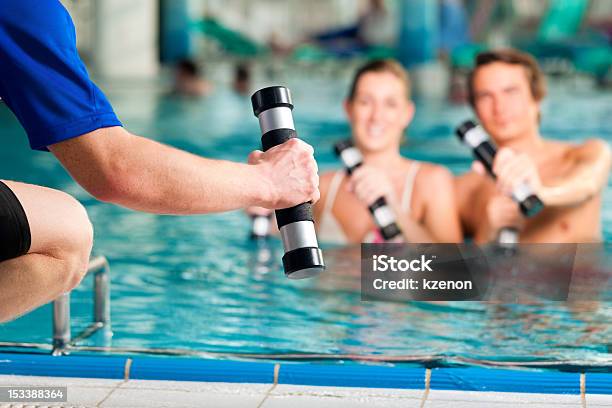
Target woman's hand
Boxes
[348,165,400,212]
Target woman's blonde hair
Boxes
[347,59,411,101]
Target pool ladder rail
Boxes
[52,256,111,356]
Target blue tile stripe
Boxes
[130,358,275,383]
[430,367,581,394]
[0,353,610,394]
[586,373,612,395]
[278,362,425,389]
[0,353,126,379]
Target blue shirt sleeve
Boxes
[0,0,122,151]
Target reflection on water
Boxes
[2,237,610,364]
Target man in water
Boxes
[0,0,319,322]
[456,49,611,243]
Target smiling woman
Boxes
[313,59,463,245]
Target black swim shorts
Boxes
[0,181,31,262]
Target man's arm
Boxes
[539,139,611,207]
[49,126,319,214]
[493,141,611,209]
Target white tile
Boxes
[425,401,506,408]
[0,374,122,388]
[520,405,584,408]
[425,399,561,408]
[262,394,422,408]
[270,384,424,400]
[587,393,612,407]
[525,405,585,408]
[67,385,117,406]
[426,390,582,406]
[122,379,270,395]
[100,388,263,408]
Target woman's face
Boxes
[345,71,414,154]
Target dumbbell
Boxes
[251,86,325,279]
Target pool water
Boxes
[0,74,611,365]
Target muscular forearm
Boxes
[110,138,267,214]
[51,128,270,214]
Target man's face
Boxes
[472,62,540,144]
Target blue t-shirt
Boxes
[0,0,122,151]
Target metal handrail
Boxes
[52,256,111,356]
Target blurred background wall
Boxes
[59,0,611,96]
